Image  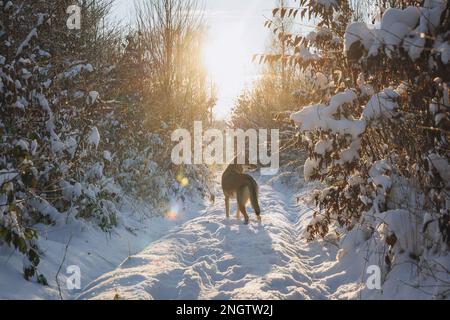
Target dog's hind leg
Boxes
[225,196,230,219]
[237,190,250,224]
[238,202,249,225]
[236,207,241,219]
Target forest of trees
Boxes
[0,0,214,283]
[234,0,449,288]
[0,0,449,299]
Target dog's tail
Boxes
[245,175,260,216]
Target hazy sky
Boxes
[111,0,274,119]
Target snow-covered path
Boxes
[78,178,342,300]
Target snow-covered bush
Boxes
[0,0,129,281]
[0,0,213,282]
[264,0,449,294]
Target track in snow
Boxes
[78,178,339,300]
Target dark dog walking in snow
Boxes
[221,158,261,224]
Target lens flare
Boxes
[176,173,189,188]
[165,210,178,221]
[165,199,185,221]
[180,177,189,187]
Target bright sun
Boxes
[202,27,257,119]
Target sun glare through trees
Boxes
[0,0,449,304]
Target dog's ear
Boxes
[242,164,258,172]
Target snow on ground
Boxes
[0,195,205,300]
[77,172,448,300]
[1,172,446,300]
[77,174,375,300]
[78,178,327,300]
